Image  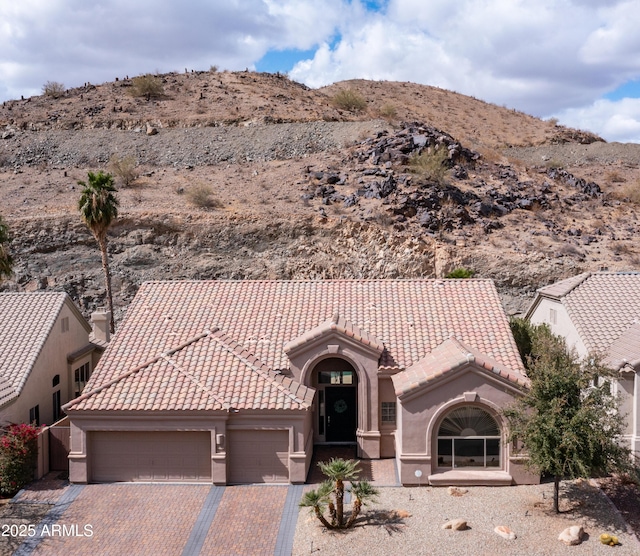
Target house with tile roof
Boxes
[0,292,107,428]
[527,272,640,457]
[64,279,539,486]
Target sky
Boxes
[1,0,640,143]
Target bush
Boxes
[187,184,224,209]
[332,89,367,113]
[108,154,139,187]
[0,424,40,496]
[409,147,450,184]
[42,81,65,98]
[378,103,397,120]
[445,267,475,279]
[130,74,164,99]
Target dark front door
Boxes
[325,386,357,442]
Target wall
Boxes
[0,300,92,426]
[395,364,537,485]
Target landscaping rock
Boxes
[447,486,468,496]
[494,525,516,540]
[442,518,468,531]
[558,525,584,545]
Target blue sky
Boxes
[2,0,640,142]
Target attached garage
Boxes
[91,431,211,483]
[228,430,289,484]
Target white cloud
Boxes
[554,97,640,143]
[1,0,640,142]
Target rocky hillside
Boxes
[1,70,639,322]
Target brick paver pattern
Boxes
[200,486,288,556]
[32,484,210,556]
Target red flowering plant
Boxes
[0,423,41,496]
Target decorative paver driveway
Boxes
[10,483,299,556]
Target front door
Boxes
[325,386,357,442]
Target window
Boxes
[29,405,40,426]
[437,406,500,469]
[318,370,354,385]
[52,390,61,422]
[52,374,60,387]
[74,362,91,397]
[381,402,396,424]
[549,308,557,325]
[61,317,70,333]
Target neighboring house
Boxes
[527,271,640,457]
[64,279,538,486]
[0,292,108,428]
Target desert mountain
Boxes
[1,70,639,321]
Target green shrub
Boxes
[187,184,224,209]
[0,424,40,496]
[445,267,475,279]
[108,154,139,187]
[130,74,164,99]
[332,89,367,113]
[42,81,65,98]
[378,103,397,120]
[409,148,450,184]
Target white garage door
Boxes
[228,430,289,484]
[91,431,211,483]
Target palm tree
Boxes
[0,214,13,281]
[299,458,378,529]
[78,171,119,333]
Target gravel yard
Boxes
[293,480,640,556]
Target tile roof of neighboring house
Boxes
[537,272,640,357]
[0,292,79,407]
[67,279,523,412]
[392,336,530,398]
[66,328,314,412]
[604,321,640,371]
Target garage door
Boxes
[91,431,211,483]
[228,430,289,484]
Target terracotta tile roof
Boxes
[284,310,384,354]
[392,336,530,398]
[0,292,69,407]
[65,328,314,412]
[604,321,640,370]
[68,279,523,412]
[536,273,591,299]
[542,272,640,357]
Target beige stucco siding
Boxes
[528,298,588,357]
[0,302,93,426]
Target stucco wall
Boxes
[0,301,92,426]
[395,364,533,485]
[529,298,588,357]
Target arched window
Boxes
[437,406,500,469]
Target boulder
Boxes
[494,525,516,540]
[442,519,468,531]
[558,525,584,546]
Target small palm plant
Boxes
[299,458,378,529]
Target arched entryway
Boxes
[436,406,501,469]
[311,358,358,443]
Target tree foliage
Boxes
[0,214,13,281]
[504,324,631,512]
[78,171,119,333]
[299,458,378,529]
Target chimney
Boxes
[91,307,111,343]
